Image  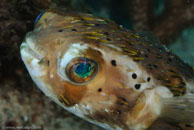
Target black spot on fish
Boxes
[80,18,85,21]
[72,29,77,32]
[116,109,121,115]
[111,60,117,66]
[58,29,64,32]
[147,77,151,82]
[147,48,151,52]
[104,32,109,35]
[145,54,149,58]
[135,84,141,89]
[168,69,176,73]
[98,88,102,92]
[107,38,111,41]
[168,57,172,62]
[153,64,158,68]
[185,124,192,127]
[48,60,50,66]
[132,73,137,79]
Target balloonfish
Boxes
[20,8,194,130]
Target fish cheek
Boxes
[50,48,104,107]
[58,49,103,106]
[85,67,139,129]
[43,59,87,107]
[50,74,87,107]
[86,88,139,129]
[58,83,87,107]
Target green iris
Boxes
[66,57,98,84]
[75,63,92,78]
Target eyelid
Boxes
[34,11,45,26]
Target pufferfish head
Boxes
[20,8,161,129]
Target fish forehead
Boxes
[33,8,194,96]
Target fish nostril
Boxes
[38,57,48,65]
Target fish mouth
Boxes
[20,40,44,61]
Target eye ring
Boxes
[66,57,98,84]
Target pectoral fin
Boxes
[148,120,181,130]
[148,95,194,130]
[160,94,194,123]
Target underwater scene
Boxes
[0,0,194,130]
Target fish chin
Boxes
[20,40,53,97]
[20,42,43,61]
[20,40,46,75]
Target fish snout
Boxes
[21,32,47,61]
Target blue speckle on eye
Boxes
[34,11,45,26]
[75,63,92,78]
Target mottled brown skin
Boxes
[87,88,140,129]
[28,8,194,129]
[37,8,194,97]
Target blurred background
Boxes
[0,0,194,129]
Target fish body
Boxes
[20,8,194,130]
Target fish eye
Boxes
[34,11,45,26]
[66,57,98,84]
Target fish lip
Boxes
[20,41,44,61]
